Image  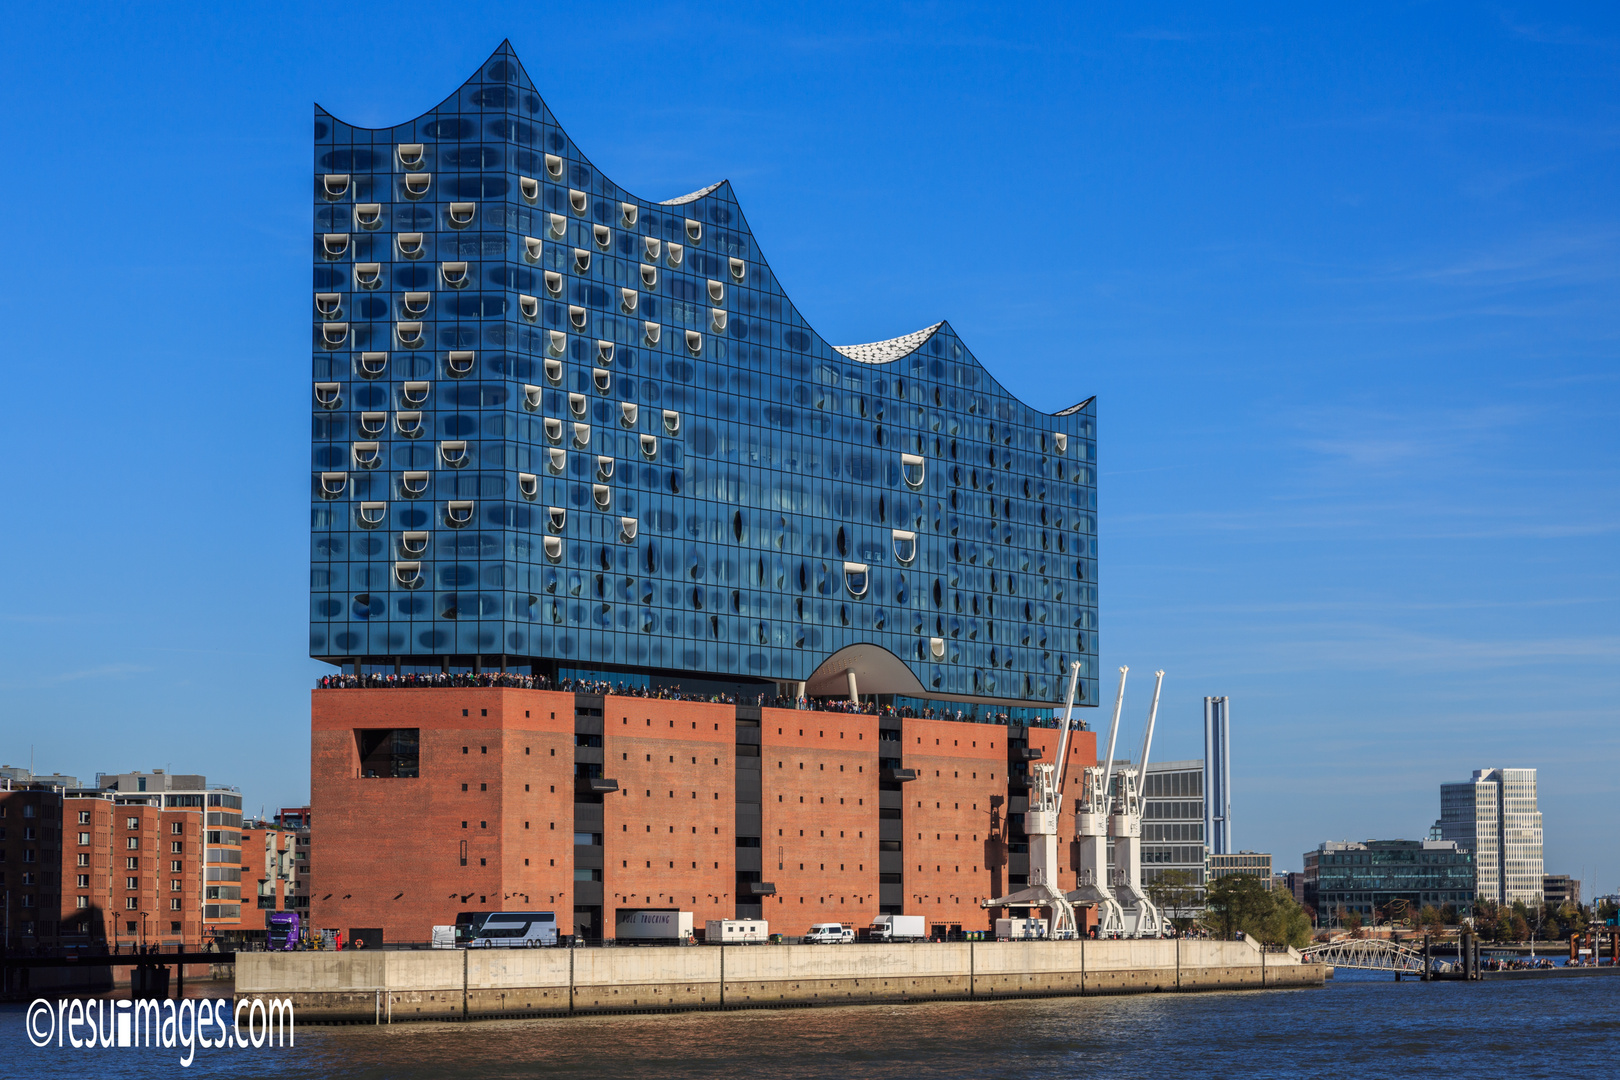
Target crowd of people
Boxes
[314,671,1084,728]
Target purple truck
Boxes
[267,912,300,951]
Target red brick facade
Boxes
[311,688,1098,943]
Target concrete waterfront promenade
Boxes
[237,939,1325,1022]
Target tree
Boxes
[1260,889,1314,950]
[1200,874,1308,947]
[1145,869,1201,932]
[1203,874,1275,939]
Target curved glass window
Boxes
[892,529,917,565]
[400,471,430,497]
[843,562,870,598]
[901,453,926,488]
[357,502,387,527]
[445,500,475,527]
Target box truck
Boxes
[704,919,769,944]
[995,917,1049,941]
[867,914,926,942]
[614,909,695,943]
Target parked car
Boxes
[803,922,855,944]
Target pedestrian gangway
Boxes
[1301,938,1455,974]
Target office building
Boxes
[1437,768,1543,906]
[1209,851,1272,887]
[1305,839,1474,922]
[1542,874,1580,909]
[308,42,1102,944]
[1137,758,1206,887]
[1203,698,1230,856]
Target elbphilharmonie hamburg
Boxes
[309,42,1102,944]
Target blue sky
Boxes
[2,4,1615,889]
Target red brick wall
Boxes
[901,718,1007,932]
[759,708,879,935]
[310,688,576,942]
[602,697,735,931]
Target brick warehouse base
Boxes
[236,939,1324,1022]
[311,689,1097,943]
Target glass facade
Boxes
[1307,840,1475,918]
[1437,768,1543,905]
[310,42,1098,708]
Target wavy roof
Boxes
[314,40,1092,422]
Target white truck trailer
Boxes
[704,919,769,944]
[867,914,927,942]
[614,909,694,943]
[996,917,1049,941]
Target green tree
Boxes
[1145,869,1201,932]
[1260,888,1314,949]
[1199,873,1306,944]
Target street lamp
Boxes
[140,911,148,952]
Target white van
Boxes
[803,922,855,944]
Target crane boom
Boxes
[1101,666,1127,796]
[1138,670,1164,777]
[1053,660,1082,799]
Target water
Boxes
[5,973,1617,1078]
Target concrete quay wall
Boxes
[237,939,1324,1022]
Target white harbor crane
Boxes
[1067,666,1129,937]
[979,661,1084,938]
[1108,669,1165,938]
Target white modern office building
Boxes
[1436,768,1543,906]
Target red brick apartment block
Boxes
[311,687,1098,943]
[1,783,63,947]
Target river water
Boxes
[5,971,1617,1078]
